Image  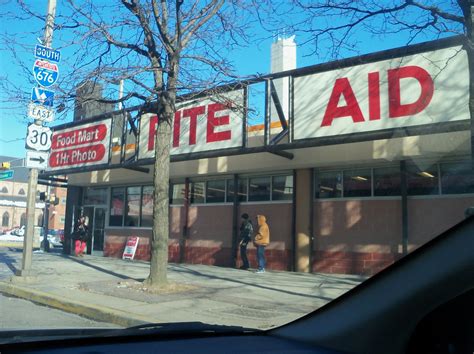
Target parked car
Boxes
[47,229,63,247]
[38,229,63,248]
[10,226,25,236]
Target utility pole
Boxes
[17,0,56,278]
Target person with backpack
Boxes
[73,216,89,257]
[239,213,253,270]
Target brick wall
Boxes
[312,250,400,276]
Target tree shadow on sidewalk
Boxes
[169,264,337,301]
[63,255,142,281]
[0,250,19,274]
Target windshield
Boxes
[0,0,472,341]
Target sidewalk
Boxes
[0,248,366,329]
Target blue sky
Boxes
[0,1,464,159]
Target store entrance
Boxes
[83,206,106,255]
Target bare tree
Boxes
[2,0,257,288]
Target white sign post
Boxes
[25,151,49,169]
[27,103,55,122]
[122,237,140,260]
[25,124,52,151]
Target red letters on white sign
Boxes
[321,66,434,127]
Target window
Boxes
[170,183,186,205]
[109,187,125,226]
[343,169,372,197]
[226,179,235,203]
[36,213,42,227]
[316,171,343,198]
[125,187,141,227]
[237,178,248,202]
[190,182,205,204]
[84,187,108,205]
[407,164,439,196]
[141,186,154,227]
[272,175,293,201]
[248,176,271,201]
[206,180,226,203]
[2,212,9,227]
[21,213,27,227]
[1,187,7,193]
[18,188,25,195]
[440,162,474,195]
[374,166,401,196]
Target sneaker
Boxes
[239,266,249,270]
[256,269,265,273]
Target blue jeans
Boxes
[257,245,266,270]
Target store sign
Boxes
[123,236,139,260]
[293,46,469,140]
[138,90,244,159]
[47,118,111,170]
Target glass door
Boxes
[82,206,106,255]
[92,207,106,255]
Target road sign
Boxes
[27,103,54,122]
[34,44,61,63]
[32,59,59,87]
[25,124,52,151]
[31,87,54,107]
[0,170,14,180]
[26,151,49,169]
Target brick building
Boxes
[44,37,474,276]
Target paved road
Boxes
[0,294,120,329]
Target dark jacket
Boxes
[240,220,253,246]
[74,220,88,241]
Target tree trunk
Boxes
[146,113,172,287]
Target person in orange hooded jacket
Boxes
[254,215,270,273]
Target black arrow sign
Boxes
[30,156,45,164]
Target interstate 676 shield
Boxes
[32,59,59,87]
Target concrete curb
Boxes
[0,281,155,327]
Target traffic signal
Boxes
[1,162,10,170]
[39,192,46,201]
[50,195,60,205]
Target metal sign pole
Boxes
[18,0,56,277]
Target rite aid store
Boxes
[43,36,474,275]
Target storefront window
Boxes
[109,187,125,226]
[440,161,474,195]
[272,175,293,201]
[316,171,342,198]
[190,182,205,204]
[226,179,235,203]
[84,187,108,205]
[125,187,141,227]
[238,178,248,202]
[206,180,226,203]
[248,176,271,201]
[344,169,371,197]
[141,186,154,227]
[374,166,401,196]
[407,164,439,196]
[170,183,185,205]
